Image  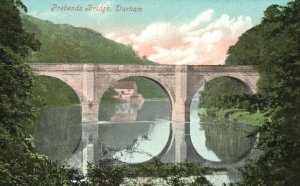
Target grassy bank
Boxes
[199,108,265,127]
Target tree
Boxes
[0,0,40,132]
[199,77,246,109]
[225,0,300,185]
[0,1,77,185]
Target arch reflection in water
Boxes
[190,96,256,163]
[33,105,82,162]
[99,120,170,163]
[33,99,256,165]
[98,100,171,163]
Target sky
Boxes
[22,0,290,65]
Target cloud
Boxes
[105,32,115,39]
[179,9,214,33]
[106,9,253,65]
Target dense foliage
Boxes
[0,0,79,185]
[199,77,246,109]
[197,77,265,126]
[225,0,300,185]
[87,160,214,186]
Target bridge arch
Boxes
[34,75,83,104]
[96,75,175,121]
[185,74,258,122]
[204,75,257,95]
[96,75,174,163]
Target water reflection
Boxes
[32,96,256,184]
[99,120,170,163]
[33,105,82,162]
[33,98,255,165]
[98,100,171,163]
[190,99,220,162]
[99,99,170,122]
[111,102,138,121]
[190,99,255,163]
[200,117,255,163]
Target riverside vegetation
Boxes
[220,1,300,185]
[198,77,266,127]
[201,1,300,185]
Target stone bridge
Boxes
[30,63,260,173]
[29,63,259,123]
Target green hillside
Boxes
[21,15,152,64]
[22,15,165,104]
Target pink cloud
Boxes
[105,9,253,65]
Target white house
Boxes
[113,81,137,100]
[113,81,144,107]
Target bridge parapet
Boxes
[95,64,176,73]
[187,65,258,73]
[29,63,88,72]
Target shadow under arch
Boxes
[206,75,256,95]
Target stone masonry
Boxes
[29,63,259,123]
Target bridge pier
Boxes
[172,66,189,122]
[82,103,99,123]
[172,122,187,162]
[159,122,205,164]
[172,103,187,122]
[82,124,101,174]
[81,64,99,123]
[159,122,187,163]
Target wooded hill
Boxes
[22,15,151,64]
[22,15,166,100]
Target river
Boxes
[32,97,256,185]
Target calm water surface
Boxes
[33,97,256,185]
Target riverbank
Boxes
[122,172,231,186]
[90,161,228,186]
[199,108,265,127]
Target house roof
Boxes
[114,81,136,89]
